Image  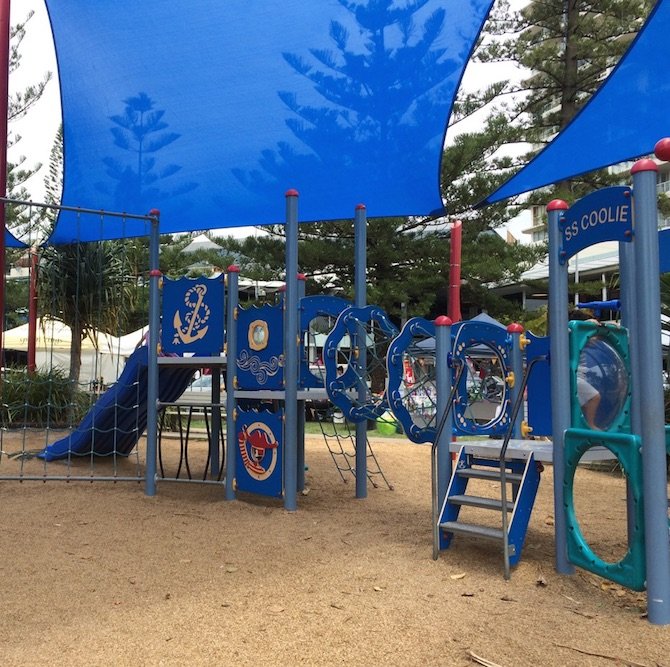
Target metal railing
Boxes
[499,354,548,579]
[431,360,465,560]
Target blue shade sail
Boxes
[5,228,26,248]
[43,0,493,243]
[482,0,669,206]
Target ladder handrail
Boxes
[499,354,548,579]
[431,360,465,559]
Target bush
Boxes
[0,368,95,428]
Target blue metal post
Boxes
[354,204,368,499]
[547,199,574,575]
[225,266,239,501]
[435,316,453,503]
[284,190,299,511]
[145,210,161,497]
[507,324,524,439]
[619,238,639,545]
[631,159,670,625]
[297,273,306,493]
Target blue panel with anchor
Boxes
[161,276,225,356]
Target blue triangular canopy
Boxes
[44,0,493,242]
[482,0,669,206]
[5,228,26,248]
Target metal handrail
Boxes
[431,360,465,560]
[499,354,548,579]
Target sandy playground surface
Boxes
[0,431,669,667]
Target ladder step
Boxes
[456,468,523,483]
[440,521,506,543]
[448,494,514,511]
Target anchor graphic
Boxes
[173,284,211,345]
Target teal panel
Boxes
[568,321,631,433]
[564,428,645,591]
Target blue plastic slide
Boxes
[38,346,195,461]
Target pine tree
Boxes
[5,10,52,238]
[477,0,655,201]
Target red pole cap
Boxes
[631,158,658,174]
[355,203,366,210]
[507,322,524,334]
[546,199,568,212]
[654,138,670,162]
[227,265,240,273]
[285,189,299,197]
[435,315,453,327]
[148,208,160,217]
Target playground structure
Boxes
[2,157,670,629]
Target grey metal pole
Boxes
[354,203,368,499]
[297,273,306,493]
[507,323,524,439]
[225,266,239,501]
[435,315,453,503]
[547,199,574,575]
[631,159,670,625]
[619,238,639,545]
[145,209,161,497]
[284,190,299,511]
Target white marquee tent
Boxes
[3,319,149,386]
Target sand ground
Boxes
[0,432,668,666]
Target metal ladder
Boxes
[433,355,546,578]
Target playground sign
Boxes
[558,186,632,264]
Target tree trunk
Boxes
[69,323,83,385]
[557,0,580,193]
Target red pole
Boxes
[0,0,10,366]
[448,219,462,322]
[27,248,37,373]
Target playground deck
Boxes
[450,438,616,463]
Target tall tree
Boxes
[38,241,136,384]
[7,10,52,237]
[477,0,655,201]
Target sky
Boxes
[12,0,530,241]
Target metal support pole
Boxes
[448,220,462,322]
[0,0,10,363]
[283,190,299,511]
[28,248,38,374]
[225,266,239,501]
[507,323,524,439]
[631,159,670,625]
[435,316,453,504]
[145,210,161,497]
[354,203,367,499]
[619,238,639,545]
[547,199,574,575]
[297,273,306,493]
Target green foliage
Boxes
[477,0,654,202]
[38,242,137,382]
[6,11,52,237]
[0,368,94,428]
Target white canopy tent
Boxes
[3,319,147,386]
